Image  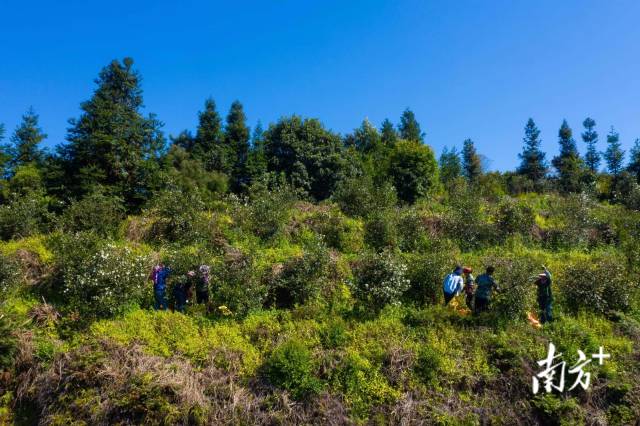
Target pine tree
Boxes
[9,107,47,171]
[0,123,9,178]
[462,138,482,183]
[246,121,267,183]
[628,138,640,183]
[352,119,381,153]
[171,130,196,152]
[552,120,584,193]
[61,57,165,209]
[439,146,462,185]
[194,98,225,172]
[380,118,398,146]
[582,117,600,173]
[518,118,547,185]
[604,127,625,178]
[225,100,250,191]
[398,108,423,142]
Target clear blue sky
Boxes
[1,0,639,170]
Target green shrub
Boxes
[0,192,52,240]
[403,241,459,306]
[560,255,633,315]
[59,191,125,237]
[442,190,495,251]
[396,208,430,252]
[264,339,322,399]
[213,252,266,316]
[480,254,537,323]
[332,176,397,218]
[350,250,410,313]
[57,242,151,318]
[495,199,535,241]
[386,140,439,204]
[363,210,398,252]
[267,239,331,308]
[243,179,298,241]
[414,345,441,384]
[0,252,20,295]
[147,188,209,244]
[310,208,363,253]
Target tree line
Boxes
[2,57,640,220]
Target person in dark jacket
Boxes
[196,265,211,305]
[535,266,553,323]
[474,266,498,314]
[151,263,170,310]
[173,271,195,313]
[462,267,475,311]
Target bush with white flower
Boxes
[60,244,151,318]
[350,250,410,313]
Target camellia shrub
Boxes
[560,255,633,315]
[350,250,410,312]
[59,191,125,237]
[0,252,21,295]
[59,243,151,318]
[495,199,535,241]
[264,338,323,400]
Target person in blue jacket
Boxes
[150,263,170,310]
[442,265,464,305]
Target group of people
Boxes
[149,263,212,312]
[443,264,553,323]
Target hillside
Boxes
[1,189,639,425]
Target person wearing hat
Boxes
[474,266,499,314]
[462,267,475,311]
[196,265,211,305]
[442,265,464,305]
[534,265,553,323]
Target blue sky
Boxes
[1,0,639,170]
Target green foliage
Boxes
[414,345,442,384]
[60,57,165,210]
[604,127,625,178]
[560,254,633,314]
[403,241,459,306]
[518,118,548,186]
[350,250,410,312]
[462,138,482,184]
[332,174,397,218]
[7,107,46,171]
[0,252,21,295]
[242,178,297,241]
[59,190,125,236]
[267,238,331,308]
[263,116,345,200]
[552,119,585,194]
[439,146,462,186]
[309,207,363,253]
[55,239,151,318]
[363,209,398,252]
[495,198,535,241]
[398,108,423,142]
[163,145,228,202]
[213,252,266,316]
[264,339,323,399]
[387,140,439,204]
[225,100,250,191]
[147,188,209,244]
[582,117,600,174]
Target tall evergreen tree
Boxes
[439,146,462,185]
[380,118,398,146]
[0,124,9,178]
[518,118,547,185]
[552,120,584,193]
[171,130,196,153]
[194,98,225,172]
[398,108,423,142]
[582,117,600,173]
[604,127,625,178]
[352,119,381,153]
[224,100,250,191]
[246,121,267,183]
[60,57,165,209]
[462,138,482,183]
[9,107,47,171]
[627,138,640,183]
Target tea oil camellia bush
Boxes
[59,244,152,318]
